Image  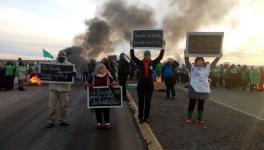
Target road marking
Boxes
[176,85,264,122]
[127,91,163,150]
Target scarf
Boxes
[143,58,151,78]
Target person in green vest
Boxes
[4,61,16,90]
[29,62,38,78]
[210,66,219,88]
[240,65,249,90]
[155,62,163,78]
[16,58,27,91]
[249,66,261,92]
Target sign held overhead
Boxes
[131,29,164,49]
[185,32,224,57]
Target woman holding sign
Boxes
[130,48,164,123]
[184,54,221,125]
[85,63,118,129]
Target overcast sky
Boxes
[0,0,264,65]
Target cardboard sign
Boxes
[87,86,123,108]
[39,62,75,83]
[186,32,224,57]
[132,29,164,49]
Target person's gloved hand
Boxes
[84,83,93,90]
[109,82,118,89]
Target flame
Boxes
[30,75,42,85]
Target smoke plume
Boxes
[72,0,156,60]
[68,0,239,71]
[163,0,238,49]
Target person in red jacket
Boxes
[85,63,118,129]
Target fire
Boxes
[30,75,42,85]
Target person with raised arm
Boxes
[130,45,164,123]
[184,51,222,125]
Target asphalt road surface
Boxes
[0,85,146,150]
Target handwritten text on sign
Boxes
[132,29,164,49]
[87,86,123,108]
[186,32,224,57]
[39,62,74,83]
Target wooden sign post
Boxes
[185,32,224,57]
[87,86,123,108]
[132,29,164,49]
[39,62,75,83]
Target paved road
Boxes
[129,82,264,150]
[0,85,145,150]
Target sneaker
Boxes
[144,118,150,123]
[105,123,112,129]
[139,118,144,124]
[196,120,206,125]
[60,122,69,126]
[185,119,192,125]
[46,122,55,128]
[96,123,102,129]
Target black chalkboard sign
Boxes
[186,32,224,57]
[132,29,164,49]
[39,62,75,83]
[87,86,123,108]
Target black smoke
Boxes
[162,0,238,49]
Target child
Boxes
[85,63,118,129]
[185,55,221,125]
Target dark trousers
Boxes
[211,76,217,87]
[137,87,153,119]
[188,98,205,112]
[5,76,14,90]
[95,108,110,123]
[165,79,175,98]
[118,77,127,100]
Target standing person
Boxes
[130,48,164,123]
[16,58,27,91]
[85,63,118,129]
[88,58,96,79]
[46,51,75,128]
[185,54,221,125]
[118,53,131,101]
[249,66,261,92]
[240,65,249,90]
[3,61,16,90]
[0,63,4,91]
[162,58,179,100]
[155,62,163,80]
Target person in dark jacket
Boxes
[0,63,4,91]
[118,53,131,101]
[130,48,164,123]
[162,58,179,100]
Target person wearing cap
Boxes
[16,58,27,91]
[130,47,164,123]
[46,50,75,128]
[184,53,222,125]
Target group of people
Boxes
[45,44,224,129]
[209,64,264,91]
[0,58,38,92]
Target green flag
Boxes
[42,49,54,59]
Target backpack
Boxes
[163,65,174,78]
